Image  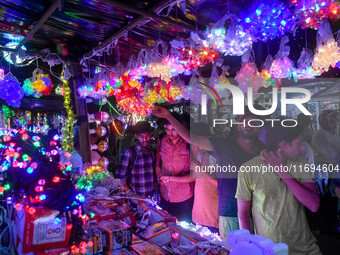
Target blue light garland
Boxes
[241,0,296,41]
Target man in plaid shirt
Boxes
[115,121,155,198]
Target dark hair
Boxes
[163,112,190,129]
[297,113,311,128]
[133,121,152,134]
[191,122,211,136]
[319,110,336,130]
[265,120,303,151]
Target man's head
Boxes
[163,112,189,142]
[134,121,152,148]
[297,113,311,128]
[236,108,262,140]
[265,120,304,160]
[319,110,338,133]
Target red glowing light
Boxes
[28,207,36,215]
[52,176,61,183]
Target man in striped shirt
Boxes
[115,121,155,198]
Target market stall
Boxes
[1,0,340,254]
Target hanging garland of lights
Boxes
[291,0,340,29]
[241,0,296,41]
[61,73,76,153]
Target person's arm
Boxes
[235,169,253,233]
[115,149,132,192]
[280,176,320,212]
[152,106,213,151]
[160,174,195,184]
[237,200,253,233]
[261,150,320,212]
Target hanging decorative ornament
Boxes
[23,69,54,98]
[61,75,76,153]
[269,36,296,80]
[88,112,110,123]
[89,125,107,137]
[297,48,321,79]
[147,62,172,82]
[205,14,253,56]
[98,157,109,168]
[0,72,24,107]
[55,84,65,96]
[159,86,169,102]
[142,90,159,105]
[235,50,263,95]
[291,0,340,29]
[241,0,296,41]
[169,85,182,101]
[260,69,282,88]
[97,141,108,153]
[312,20,340,73]
[117,97,153,116]
[179,46,219,69]
[0,68,4,80]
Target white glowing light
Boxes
[3,42,27,65]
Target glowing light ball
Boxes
[269,57,295,79]
[3,41,27,65]
[0,72,24,107]
[88,112,110,123]
[89,125,107,137]
[312,38,340,72]
[235,62,263,95]
[206,14,253,56]
[291,0,340,29]
[260,70,282,88]
[142,90,159,105]
[169,85,182,101]
[147,62,172,83]
[241,0,296,41]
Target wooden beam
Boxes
[15,0,60,50]
[82,0,181,60]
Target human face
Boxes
[237,116,262,139]
[135,132,151,148]
[327,114,338,131]
[281,135,304,160]
[165,124,179,141]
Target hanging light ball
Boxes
[3,41,27,65]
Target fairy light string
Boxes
[61,72,75,153]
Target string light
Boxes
[61,75,76,153]
[241,0,296,41]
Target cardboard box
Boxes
[34,247,70,255]
[168,225,229,255]
[15,207,71,253]
[87,205,116,221]
[141,222,172,247]
[83,224,105,254]
[137,202,177,225]
[98,200,119,210]
[96,220,132,251]
[130,241,167,255]
[119,211,136,227]
[106,248,133,254]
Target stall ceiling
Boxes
[1,0,340,78]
